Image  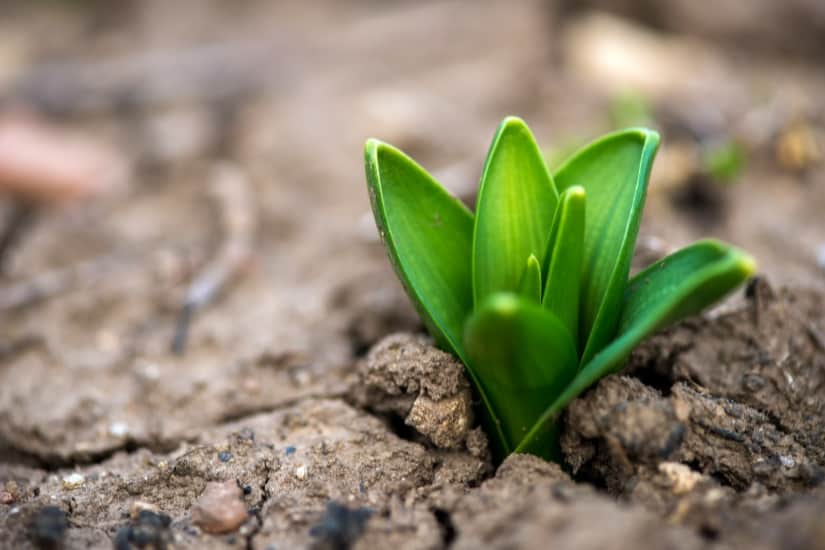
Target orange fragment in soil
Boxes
[191,480,249,534]
[0,113,127,204]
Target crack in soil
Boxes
[216,389,351,426]
[432,507,457,548]
[0,435,156,471]
[0,390,355,471]
[245,459,273,550]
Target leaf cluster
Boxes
[365,117,754,461]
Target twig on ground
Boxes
[171,162,255,355]
[0,201,36,272]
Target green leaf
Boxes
[464,293,578,457]
[364,139,510,456]
[517,254,542,304]
[541,185,586,345]
[618,239,756,339]
[365,139,473,355]
[515,239,755,457]
[703,140,745,183]
[473,117,559,307]
[554,128,660,364]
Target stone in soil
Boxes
[112,509,173,550]
[28,506,68,550]
[355,333,484,455]
[308,501,373,550]
[191,480,249,535]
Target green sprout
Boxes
[703,139,746,183]
[364,117,755,462]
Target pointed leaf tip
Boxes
[365,137,380,151]
[518,254,542,304]
[473,117,559,307]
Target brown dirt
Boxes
[1,1,824,549]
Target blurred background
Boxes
[0,0,823,461]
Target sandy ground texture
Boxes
[1,0,824,548]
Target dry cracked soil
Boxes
[1,0,825,549]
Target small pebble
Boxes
[658,462,704,495]
[114,509,172,550]
[135,359,161,381]
[1,481,19,505]
[61,473,85,489]
[191,480,248,534]
[218,451,232,463]
[309,502,372,548]
[241,378,261,394]
[29,506,68,549]
[295,465,308,480]
[242,485,252,495]
[109,422,129,438]
[5,480,20,496]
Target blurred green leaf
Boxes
[554,128,660,363]
[703,140,745,183]
[609,90,654,129]
[464,293,578,455]
[516,239,754,456]
[518,254,542,304]
[473,117,559,306]
[541,185,586,347]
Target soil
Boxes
[1,1,824,549]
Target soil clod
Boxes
[356,333,481,453]
[308,501,373,550]
[113,509,173,550]
[29,506,68,550]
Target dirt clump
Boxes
[556,285,825,545]
[565,286,825,493]
[112,509,173,550]
[661,285,825,468]
[29,506,68,550]
[448,454,705,550]
[309,502,373,550]
[0,399,441,549]
[355,333,486,457]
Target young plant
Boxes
[364,117,755,461]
